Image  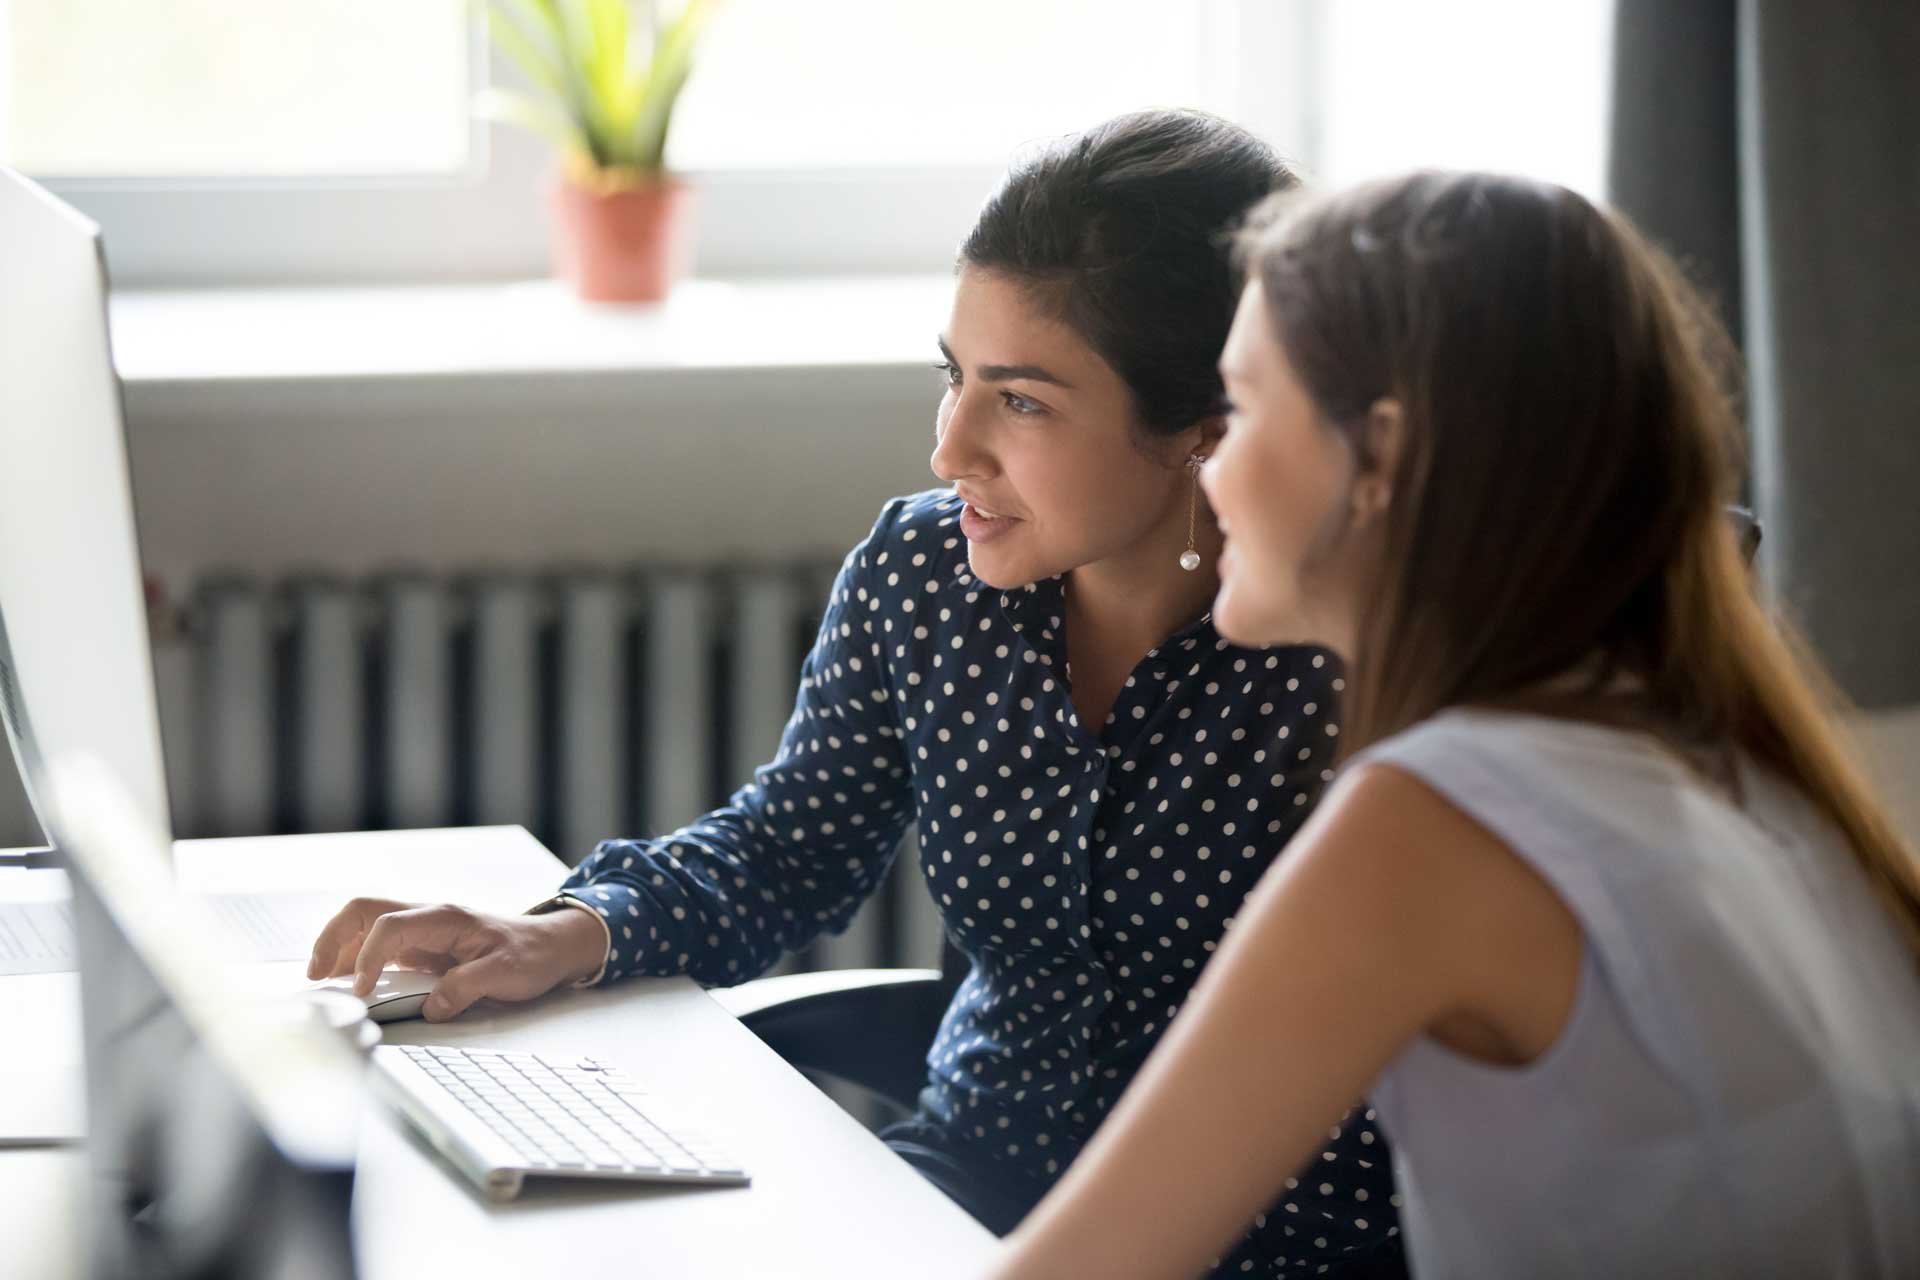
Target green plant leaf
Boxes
[542,0,612,166]
[586,0,629,118]
[629,0,714,171]
[481,0,568,97]
[473,85,584,154]
[479,0,711,178]
[478,0,606,163]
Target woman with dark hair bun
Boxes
[309,111,1405,1277]
[992,171,1920,1279]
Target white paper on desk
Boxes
[203,891,342,963]
[0,901,72,974]
[0,891,342,975]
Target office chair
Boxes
[723,958,963,1114]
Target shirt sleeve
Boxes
[555,500,914,986]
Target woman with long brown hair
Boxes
[990,170,1920,1279]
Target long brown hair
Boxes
[1238,171,1920,958]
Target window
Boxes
[2,0,474,178]
[2,1,1613,287]
[669,0,1237,170]
[4,1,1300,284]
[1308,0,1615,199]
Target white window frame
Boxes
[37,2,1321,288]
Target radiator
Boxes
[145,566,947,982]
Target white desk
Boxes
[0,826,998,1279]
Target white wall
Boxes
[1853,705,1920,849]
[121,366,941,590]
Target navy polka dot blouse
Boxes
[559,489,1400,1274]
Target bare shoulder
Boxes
[1289,762,1537,905]
[1286,762,1584,1060]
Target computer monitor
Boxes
[0,167,174,851]
[41,753,360,1280]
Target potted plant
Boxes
[479,0,716,302]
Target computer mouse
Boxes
[307,969,440,1024]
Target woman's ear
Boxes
[1192,413,1229,460]
[1353,398,1406,522]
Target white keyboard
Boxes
[371,1044,749,1201]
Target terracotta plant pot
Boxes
[548,171,697,303]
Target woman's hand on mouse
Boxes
[306,897,609,1021]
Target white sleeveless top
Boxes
[1351,710,1920,1280]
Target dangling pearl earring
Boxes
[1180,453,1206,572]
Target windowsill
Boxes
[107,275,955,388]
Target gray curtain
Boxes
[1607,0,1920,712]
